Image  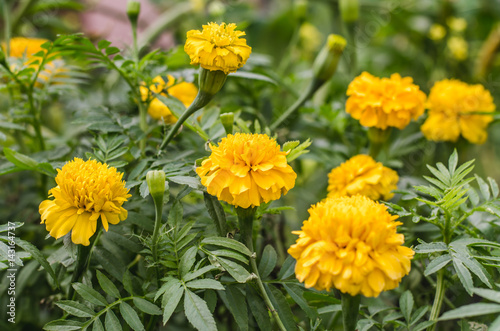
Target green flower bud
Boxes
[312,34,346,83]
[146,170,166,204]
[339,0,359,23]
[199,67,227,96]
[127,1,141,26]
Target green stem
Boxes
[27,91,45,151]
[341,292,361,331]
[270,78,322,130]
[158,91,212,152]
[151,195,164,264]
[69,228,103,299]
[427,269,445,331]
[236,207,287,331]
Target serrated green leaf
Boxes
[55,300,95,318]
[410,306,429,326]
[180,246,198,276]
[247,285,272,331]
[448,149,458,174]
[209,249,249,264]
[414,242,447,254]
[133,297,162,315]
[258,245,277,279]
[476,175,491,201]
[92,317,105,331]
[224,285,248,331]
[424,254,452,276]
[203,192,227,236]
[488,177,499,198]
[162,282,184,324]
[439,303,500,320]
[452,259,473,295]
[413,320,435,331]
[399,290,413,323]
[202,237,252,257]
[186,278,225,290]
[183,265,219,282]
[217,257,253,283]
[96,270,120,299]
[184,289,217,331]
[278,255,296,280]
[16,239,58,287]
[43,319,83,330]
[105,310,121,331]
[167,200,183,230]
[266,284,297,331]
[473,288,500,304]
[284,283,317,320]
[120,301,145,331]
[72,283,108,306]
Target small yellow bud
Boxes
[146,170,166,204]
[339,0,359,23]
[126,1,141,26]
[313,34,346,82]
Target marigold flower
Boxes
[327,154,398,200]
[196,133,297,208]
[346,72,426,130]
[447,36,468,61]
[429,24,446,41]
[140,75,198,124]
[421,79,495,144]
[5,37,48,60]
[184,22,252,74]
[39,158,131,246]
[288,195,414,297]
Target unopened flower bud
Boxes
[146,170,166,204]
[313,34,346,83]
[127,1,141,27]
[199,67,227,96]
[339,0,359,23]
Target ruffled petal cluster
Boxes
[39,158,131,246]
[196,133,297,208]
[288,195,414,297]
[346,72,426,129]
[140,75,198,124]
[327,154,398,201]
[421,79,495,144]
[184,22,252,74]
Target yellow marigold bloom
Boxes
[327,154,398,200]
[346,72,426,130]
[447,17,467,32]
[196,133,297,208]
[5,37,48,60]
[39,158,131,246]
[421,79,495,144]
[140,75,198,124]
[184,22,252,74]
[288,195,414,297]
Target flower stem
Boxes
[270,78,322,130]
[157,91,211,152]
[427,269,445,331]
[151,194,164,264]
[69,227,103,299]
[236,207,287,331]
[341,292,361,331]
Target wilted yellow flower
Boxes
[447,17,467,32]
[447,36,468,61]
[429,24,446,40]
[288,195,414,297]
[327,154,398,200]
[39,158,131,246]
[140,75,198,124]
[196,133,297,208]
[421,79,495,144]
[346,72,426,130]
[184,22,252,74]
